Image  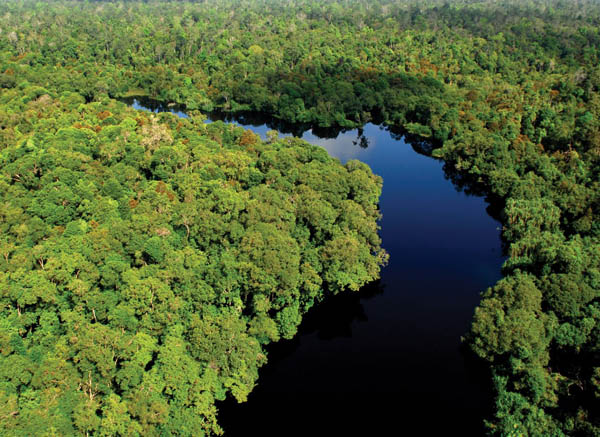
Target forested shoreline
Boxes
[1,0,599,435]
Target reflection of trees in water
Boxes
[121,96,187,114]
[245,279,384,374]
[213,110,311,137]
[122,97,370,140]
[384,122,508,255]
[439,158,508,255]
[124,99,422,157]
[124,97,500,431]
[217,280,384,433]
[352,128,370,149]
[300,279,383,340]
[382,121,506,235]
[383,124,439,156]
[264,280,385,365]
[123,97,507,254]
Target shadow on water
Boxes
[122,96,504,436]
[297,280,382,342]
[243,281,384,392]
[121,95,379,139]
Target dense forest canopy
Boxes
[0,90,387,435]
[0,0,599,435]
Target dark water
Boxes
[125,97,505,435]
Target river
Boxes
[124,97,505,435]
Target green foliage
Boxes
[0,92,385,435]
[1,0,600,434]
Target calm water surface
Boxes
[126,98,505,435]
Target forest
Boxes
[0,0,599,435]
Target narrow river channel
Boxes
[125,97,505,435]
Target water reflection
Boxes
[124,96,505,436]
[352,128,370,149]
